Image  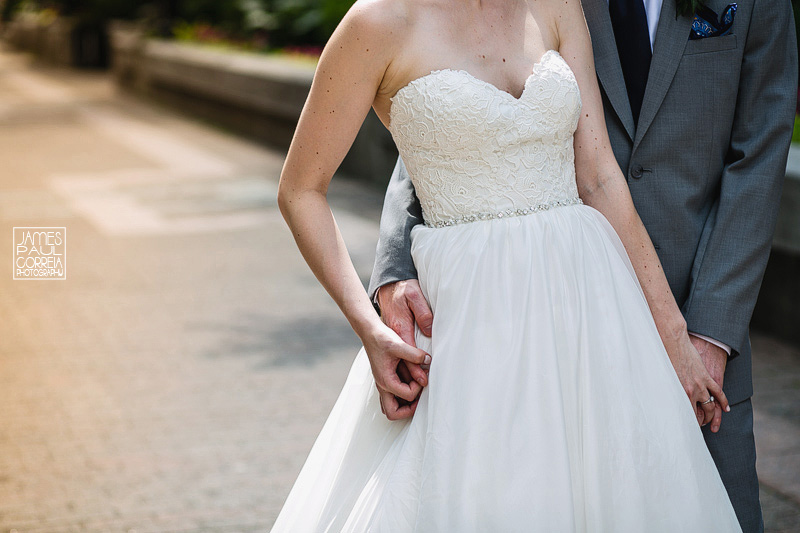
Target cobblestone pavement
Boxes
[0,44,798,532]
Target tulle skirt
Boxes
[271,204,742,532]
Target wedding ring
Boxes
[701,396,715,405]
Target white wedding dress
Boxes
[271,50,742,532]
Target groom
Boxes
[365,0,797,530]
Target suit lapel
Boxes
[633,0,693,150]
[584,0,636,141]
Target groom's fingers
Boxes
[406,362,429,387]
[396,359,413,383]
[378,282,418,347]
[405,287,433,338]
[395,315,418,348]
[709,403,723,433]
[379,280,432,346]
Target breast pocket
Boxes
[683,34,738,55]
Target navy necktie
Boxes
[608,0,652,127]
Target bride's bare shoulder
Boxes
[523,0,590,53]
[335,0,445,44]
[314,0,416,86]
[321,0,443,89]
[335,0,414,41]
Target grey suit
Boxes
[368,0,798,530]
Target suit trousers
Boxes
[702,398,763,533]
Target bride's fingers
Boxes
[397,341,430,365]
[706,378,730,413]
[698,394,716,426]
[393,400,418,419]
[694,386,716,426]
[377,385,386,415]
[695,376,730,427]
[694,404,704,426]
[378,388,398,419]
[385,372,423,402]
[378,388,417,421]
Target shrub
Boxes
[171,0,354,48]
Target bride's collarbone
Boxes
[384,47,556,102]
[372,2,560,108]
[384,33,558,100]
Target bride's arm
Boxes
[277,0,430,416]
[555,0,729,428]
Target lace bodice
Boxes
[389,50,583,227]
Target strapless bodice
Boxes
[389,49,583,228]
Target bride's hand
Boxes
[363,325,431,421]
[664,333,730,428]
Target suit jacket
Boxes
[367,0,798,404]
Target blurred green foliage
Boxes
[1,0,356,47]
[171,0,354,48]
[191,0,354,48]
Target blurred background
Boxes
[0,0,798,531]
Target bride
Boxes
[274,0,742,530]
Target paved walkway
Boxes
[0,43,797,532]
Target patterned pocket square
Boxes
[690,3,737,40]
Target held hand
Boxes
[363,324,431,421]
[665,333,730,429]
[690,335,728,433]
[372,280,434,420]
[377,360,422,421]
[377,280,433,346]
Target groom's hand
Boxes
[378,279,433,345]
[690,335,728,433]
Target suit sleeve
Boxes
[367,157,424,300]
[682,0,798,358]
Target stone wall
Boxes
[751,150,800,346]
[108,22,398,187]
[1,15,76,66]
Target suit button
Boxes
[630,165,644,179]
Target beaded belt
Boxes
[424,196,584,228]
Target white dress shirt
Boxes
[643,0,663,50]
